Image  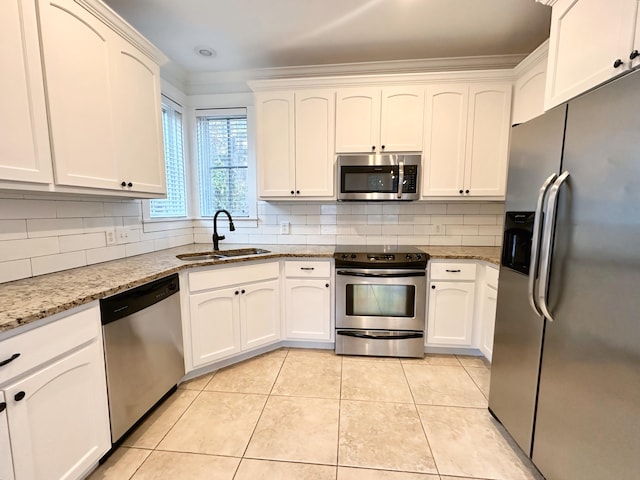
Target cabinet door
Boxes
[464,84,512,197]
[0,0,52,184]
[380,86,424,151]
[111,36,166,194]
[5,341,110,480]
[38,0,119,190]
[0,392,14,480]
[480,285,498,362]
[189,287,241,367]
[545,0,638,109]
[427,281,475,346]
[422,84,469,197]
[294,90,335,197]
[285,279,332,340]
[335,88,381,153]
[512,52,548,125]
[241,279,280,350]
[257,92,295,197]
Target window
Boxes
[149,98,187,218]
[196,109,250,217]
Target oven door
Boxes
[335,268,426,331]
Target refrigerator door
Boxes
[532,71,640,479]
[489,105,566,455]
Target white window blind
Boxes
[150,101,187,218]
[196,109,249,217]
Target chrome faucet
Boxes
[212,209,235,250]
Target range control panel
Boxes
[334,247,429,269]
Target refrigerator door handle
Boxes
[537,171,570,322]
[528,173,558,316]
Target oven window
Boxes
[346,284,415,317]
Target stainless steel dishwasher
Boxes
[100,273,184,444]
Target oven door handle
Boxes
[336,270,425,278]
[337,330,423,340]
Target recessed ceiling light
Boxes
[195,46,216,58]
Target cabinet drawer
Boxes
[485,265,499,289]
[430,262,477,281]
[284,260,330,278]
[189,261,279,293]
[0,303,100,385]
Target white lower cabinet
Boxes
[284,260,332,341]
[186,262,280,369]
[0,303,110,480]
[478,264,499,362]
[0,392,14,480]
[426,261,477,347]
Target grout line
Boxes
[335,354,343,480]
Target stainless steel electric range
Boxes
[334,245,429,358]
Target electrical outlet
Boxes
[105,228,116,246]
[279,221,290,234]
[433,224,443,234]
[116,226,130,244]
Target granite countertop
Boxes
[0,243,500,335]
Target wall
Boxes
[0,192,193,283]
[0,193,503,283]
[194,200,505,248]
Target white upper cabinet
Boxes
[0,0,52,185]
[335,86,424,153]
[545,0,640,109]
[512,41,549,125]
[256,90,335,199]
[38,0,120,191]
[294,90,335,197]
[110,35,165,194]
[422,83,511,198]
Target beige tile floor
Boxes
[89,348,542,480]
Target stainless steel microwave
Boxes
[337,154,421,201]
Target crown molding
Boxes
[535,0,558,6]
[513,39,549,77]
[76,0,169,65]
[184,54,527,95]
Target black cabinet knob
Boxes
[14,391,26,401]
[459,189,464,194]
[381,145,385,150]
[127,182,133,188]
[371,146,376,151]
[241,289,245,294]
[121,181,126,187]
[431,285,436,289]
[613,58,624,68]
[631,50,640,60]
[296,190,300,194]
[325,283,329,288]
[235,290,239,295]
[0,402,6,413]
[290,190,295,195]
[465,189,470,194]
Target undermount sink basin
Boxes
[177,248,271,261]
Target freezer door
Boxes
[489,104,566,456]
[532,70,640,479]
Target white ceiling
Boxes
[102,0,551,76]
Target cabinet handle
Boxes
[300,267,315,271]
[445,269,461,273]
[235,290,239,295]
[381,145,385,150]
[290,190,295,195]
[121,181,126,187]
[371,145,376,151]
[431,285,436,289]
[0,402,6,413]
[631,50,640,60]
[296,190,300,195]
[613,58,624,68]
[241,289,245,294]
[465,189,470,194]
[0,353,20,367]
[459,189,464,194]
[127,182,133,188]
[325,283,330,288]
[14,391,26,402]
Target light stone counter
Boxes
[0,243,500,334]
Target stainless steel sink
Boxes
[176,248,270,261]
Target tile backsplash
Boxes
[0,194,504,283]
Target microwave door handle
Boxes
[537,171,570,322]
[528,173,557,316]
[397,159,405,199]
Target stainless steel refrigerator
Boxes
[489,69,640,480]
